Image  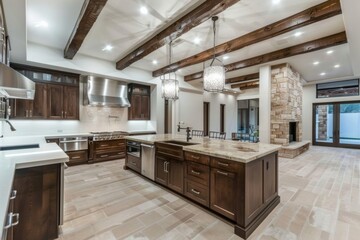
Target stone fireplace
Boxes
[270,63,309,158]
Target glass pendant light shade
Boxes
[203,16,225,93]
[203,65,225,92]
[161,41,179,100]
[161,73,179,100]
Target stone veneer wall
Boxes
[317,105,328,140]
[271,63,303,146]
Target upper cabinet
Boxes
[9,64,80,120]
[128,84,150,120]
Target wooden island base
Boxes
[235,196,280,239]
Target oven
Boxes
[127,141,141,158]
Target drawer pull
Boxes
[10,190,17,200]
[191,170,201,175]
[191,189,200,195]
[101,154,109,158]
[191,155,200,160]
[4,213,19,229]
[100,144,108,147]
[131,161,136,165]
[217,170,229,176]
[218,162,229,167]
[71,156,81,159]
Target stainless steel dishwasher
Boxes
[141,143,155,180]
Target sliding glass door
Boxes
[313,102,360,148]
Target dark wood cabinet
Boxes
[10,83,47,119]
[210,168,237,220]
[66,150,88,166]
[9,64,80,120]
[12,164,60,240]
[128,84,150,120]
[89,139,126,163]
[263,154,277,203]
[155,143,184,194]
[126,154,141,173]
[48,84,79,120]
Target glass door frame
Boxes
[313,101,360,149]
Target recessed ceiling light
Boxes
[294,32,303,37]
[102,45,113,51]
[272,0,281,4]
[313,61,320,65]
[334,64,340,68]
[320,72,326,76]
[140,6,148,15]
[152,60,158,65]
[34,20,49,28]
[222,56,229,60]
[193,37,201,44]
[326,50,334,55]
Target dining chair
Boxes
[209,131,226,140]
[192,129,204,137]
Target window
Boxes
[316,79,359,98]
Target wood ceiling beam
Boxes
[225,73,259,84]
[231,80,259,89]
[184,31,347,81]
[115,0,240,70]
[153,0,342,77]
[64,0,108,59]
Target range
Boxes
[90,131,128,141]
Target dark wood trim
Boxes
[153,0,342,77]
[116,0,240,70]
[185,32,347,81]
[64,0,108,59]
[225,73,259,84]
[220,104,225,132]
[203,102,210,137]
[312,101,360,149]
[231,81,259,89]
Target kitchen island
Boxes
[0,136,68,240]
[124,134,281,239]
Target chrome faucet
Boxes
[177,123,192,142]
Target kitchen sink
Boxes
[0,144,40,151]
[163,140,199,146]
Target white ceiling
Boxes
[11,0,359,84]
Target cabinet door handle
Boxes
[191,155,200,160]
[11,213,19,226]
[9,190,17,200]
[191,189,200,195]
[191,170,201,175]
[217,170,229,176]
[4,212,19,229]
[71,156,81,159]
[101,154,109,158]
[266,161,269,170]
[218,162,229,167]
[163,161,166,172]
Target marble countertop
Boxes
[125,134,281,163]
[0,136,68,238]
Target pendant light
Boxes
[161,41,179,100]
[203,16,225,92]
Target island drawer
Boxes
[211,157,241,172]
[184,151,210,165]
[184,180,209,207]
[156,142,183,160]
[186,162,209,186]
[126,154,141,173]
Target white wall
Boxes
[302,84,360,141]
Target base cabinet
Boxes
[12,164,60,240]
[167,159,184,193]
[89,139,126,163]
[210,168,237,220]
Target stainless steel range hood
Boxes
[83,76,130,108]
[0,62,35,99]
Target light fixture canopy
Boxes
[161,42,179,100]
[203,16,225,92]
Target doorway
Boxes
[203,102,209,136]
[313,101,360,148]
[237,99,259,134]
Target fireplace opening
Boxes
[289,122,297,143]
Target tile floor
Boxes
[57,146,360,240]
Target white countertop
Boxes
[0,136,68,238]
